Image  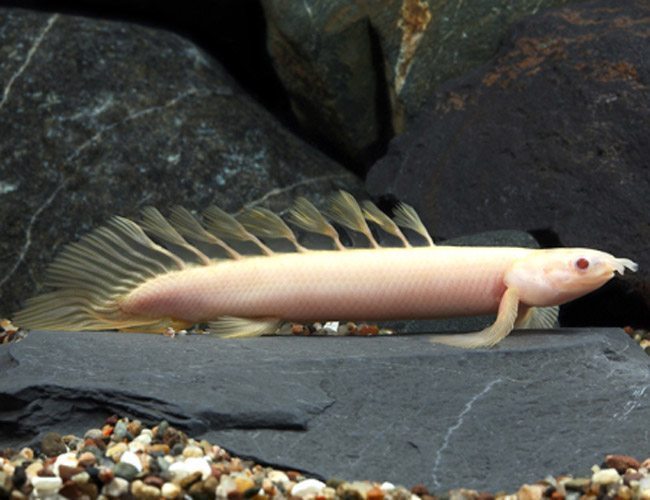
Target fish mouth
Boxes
[610,258,638,275]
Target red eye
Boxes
[576,258,590,270]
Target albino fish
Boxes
[14,191,638,348]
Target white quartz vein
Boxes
[235,173,353,215]
[2,89,201,289]
[65,88,202,163]
[0,179,66,289]
[431,378,502,488]
[0,14,59,112]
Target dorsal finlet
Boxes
[168,206,241,260]
[361,200,411,247]
[393,202,435,246]
[287,197,345,250]
[237,207,307,252]
[326,191,380,248]
[203,206,274,256]
[140,207,212,265]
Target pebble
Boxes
[103,477,129,497]
[30,475,62,495]
[113,461,139,481]
[292,478,327,497]
[40,432,66,457]
[120,450,143,472]
[106,441,128,461]
[53,451,78,475]
[162,481,182,499]
[83,428,104,441]
[113,420,129,440]
[182,444,204,458]
[592,467,622,485]
[169,457,211,481]
[605,454,641,472]
[3,415,650,500]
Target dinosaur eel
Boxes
[14,191,638,348]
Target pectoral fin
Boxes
[430,288,520,348]
[515,305,559,330]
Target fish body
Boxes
[121,246,526,322]
[14,192,638,347]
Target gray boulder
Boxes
[0,8,360,316]
[262,0,582,163]
[367,0,649,322]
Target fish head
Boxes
[505,248,638,307]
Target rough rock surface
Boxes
[1,329,648,492]
[0,8,360,316]
[262,0,580,163]
[367,0,649,323]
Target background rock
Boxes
[1,329,648,492]
[367,0,649,326]
[0,8,361,317]
[262,0,582,166]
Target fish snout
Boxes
[611,257,638,275]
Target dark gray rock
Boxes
[1,329,648,492]
[0,8,361,317]
[367,0,650,323]
[262,0,581,163]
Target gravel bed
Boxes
[1,415,650,500]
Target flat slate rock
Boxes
[1,329,648,492]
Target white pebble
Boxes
[182,445,204,458]
[267,470,290,485]
[120,450,143,472]
[291,478,326,497]
[103,477,129,497]
[169,457,211,481]
[53,452,78,475]
[132,433,152,445]
[162,481,182,499]
[31,476,63,494]
[592,468,621,485]
[381,481,396,491]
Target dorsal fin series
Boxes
[392,202,435,246]
[13,191,435,332]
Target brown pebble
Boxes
[58,465,84,481]
[286,470,301,481]
[476,493,495,500]
[291,323,305,335]
[411,484,430,496]
[40,432,66,457]
[549,491,564,500]
[605,454,640,473]
[126,420,143,437]
[227,492,244,500]
[143,475,165,488]
[179,470,202,489]
[98,468,114,484]
[36,467,55,478]
[366,486,384,500]
[204,475,219,492]
[58,479,97,498]
[357,324,379,336]
[148,443,170,455]
[104,415,119,426]
[77,451,97,468]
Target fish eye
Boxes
[575,257,590,270]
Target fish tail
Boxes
[13,216,187,332]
